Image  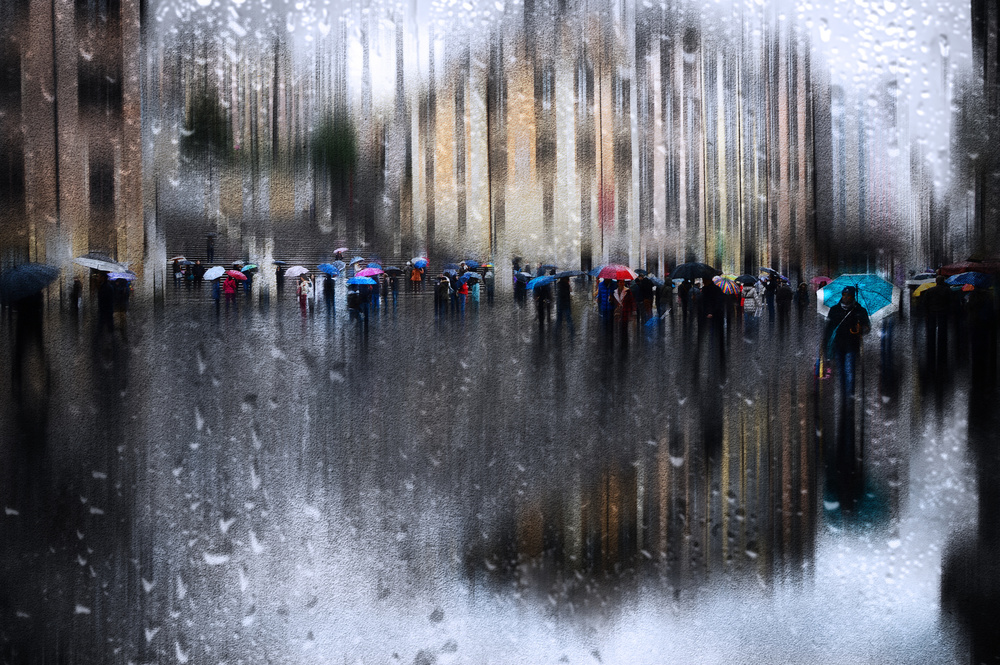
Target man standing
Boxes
[820,286,871,411]
[554,275,574,337]
[921,275,951,372]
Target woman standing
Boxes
[297,275,314,315]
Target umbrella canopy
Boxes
[318,263,340,276]
[442,262,460,271]
[463,260,480,269]
[356,267,384,277]
[514,271,532,283]
[442,268,458,276]
[347,276,376,285]
[759,266,779,275]
[203,266,225,281]
[671,262,721,281]
[412,257,428,268]
[555,270,586,279]
[634,268,648,276]
[285,265,309,279]
[648,276,666,288]
[905,273,937,286]
[108,271,137,281]
[945,272,993,288]
[333,247,349,254]
[538,264,558,273]
[912,281,936,297]
[734,274,758,286]
[462,273,482,282]
[938,260,1000,276]
[366,262,383,272]
[349,256,365,265]
[168,256,186,262]
[713,276,742,295]
[817,274,900,322]
[810,275,833,286]
[384,266,403,275]
[75,253,126,272]
[331,260,346,273]
[597,264,637,281]
[587,266,604,277]
[225,270,247,281]
[0,263,60,303]
[272,260,288,265]
[527,275,558,289]
[240,264,258,272]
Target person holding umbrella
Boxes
[555,275,574,337]
[613,279,635,345]
[223,272,239,308]
[297,274,314,315]
[819,286,871,410]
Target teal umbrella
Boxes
[817,274,900,322]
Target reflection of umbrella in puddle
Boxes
[0,263,60,303]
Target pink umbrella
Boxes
[356,267,384,277]
[334,247,349,254]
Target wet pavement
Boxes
[0,285,991,663]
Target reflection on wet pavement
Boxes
[0,293,985,662]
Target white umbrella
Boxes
[285,265,309,278]
[74,253,126,272]
[203,266,225,281]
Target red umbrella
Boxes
[225,270,247,281]
[810,275,832,285]
[938,260,1000,276]
[597,264,636,281]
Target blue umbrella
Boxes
[442,263,460,271]
[945,272,992,288]
[648,276,666,288]
[527,275,557,289]
[463,260,480,269]
[332,260,346,273]
[412,257,428,269]
[0,263,60,303]
[442,268,458,276]
[349,256,365,265]
[318,263,340,276]
[108,271,137,281]
[818,274,900,321]
[366,262,383,272]
[347,276,376,285]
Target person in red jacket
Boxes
[614,279,635,345]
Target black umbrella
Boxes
[273,260,288,265]
[384,266,403,275]
[0,263,60,303]
[669,262,721,281]
[555,270,586,279]
[734,274,758,286]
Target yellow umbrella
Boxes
[913,282,935,297]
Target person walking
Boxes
[484,268,495,305]
[776,280,793,333]
[921,274,951,373]
[324,274,336,316]
[818,286,871,411]
[613,280,635,346]
[678,279,692,320]
[222,273,238,309]
[389,274,399,310]
[296,275,313,315]
[554,275,574,337]
[764,276,778,323]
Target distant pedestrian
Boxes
[297,275,313,315]
[921,275,951,372]
[457,278,468,317]
[795,282,809,320]
[678,279,692,320]
[324,274,336,315]
[389,274,399,309]
[484,268,495,305]
[469,277,481,310]
[410,265,423,293]
[206,236,215,263]
[764,276,778,323]
[613,280,635,344]
[555,275,574,337]
[173,259,182,286]
[223,274,238,308]
[776,280,793,332]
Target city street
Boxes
[0,286,988,663]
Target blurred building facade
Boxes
[0,0,143,294]
[1,0,990,301]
